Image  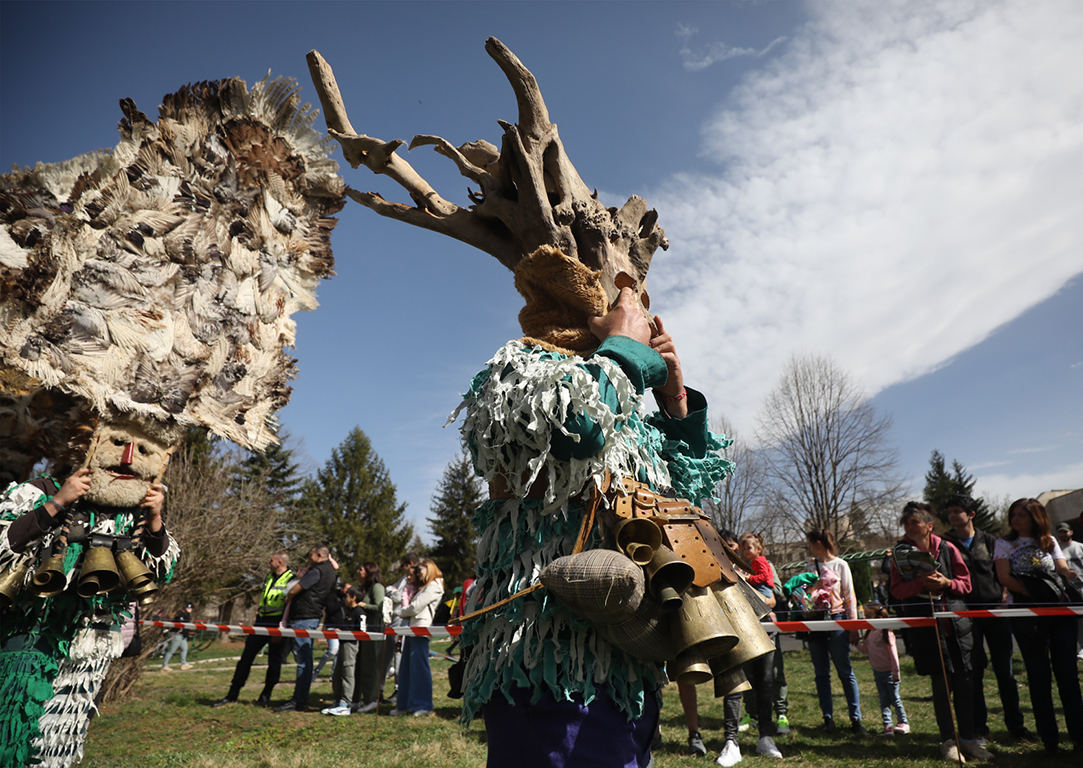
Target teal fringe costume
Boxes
[0,478,179,768]
[450,337,733,725]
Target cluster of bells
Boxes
[615,515,776,695]
[0,536,159,609]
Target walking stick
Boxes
[928,590,964,768]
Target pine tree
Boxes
[300,427,413,578]
[236,429,303,511]
[922,450,1000,532]
[427,451,485,593]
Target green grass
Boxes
[82,638,1081,767]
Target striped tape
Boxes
[142,605,1082,640]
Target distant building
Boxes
[1037,488,1083,530]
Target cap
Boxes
[1055,521,1072,532]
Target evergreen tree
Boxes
[300,427,413,577]
[923,450,999,532]
[427,451,485,592]
[236,429,303,510]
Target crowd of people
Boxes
[160,491,1082,766]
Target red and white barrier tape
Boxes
[140,620,462,640]
[143,605,1082,640]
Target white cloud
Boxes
[649,0,1083,432]
[677,23,787,71]
[975,460,1083,500]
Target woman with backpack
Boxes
[994,498,1083,755]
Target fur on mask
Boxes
[515,246,609,357]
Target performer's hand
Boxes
[650,316,688,417]
[53,468,93,509]
[141,483,165,531]
[587,287,651,346]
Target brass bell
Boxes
[645,546,695,612]
[116,549,159,603]
[710,662,752,697]
[0,561,31,608]
[708,581,776,672]
[30,553,68,598]
[669,584,739,682]
[614,518,662,566]
[77,546,122,597]
[671,645,714,686]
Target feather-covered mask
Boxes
[0,75,345,479]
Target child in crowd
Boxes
[858,604,909,735]
[739,532,775,601]
[323,586,366,716]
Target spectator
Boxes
[715,531,783,765]
[994,498,1083,755]
[161,603,194,671]
[352,561,387,713]
[944,494,1035,743]
[315,581,352,678]
[890,502,990,763]
[804,529,865,735]
[857,604,909,736]
[323,586,365,716]
[381,552,420,700]
[739,534,791,738]
[274,545,337,713]
[390,558,444,717]
[212,552,295,707]
[1055,520,1083,661]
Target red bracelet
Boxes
[660,390,687,402]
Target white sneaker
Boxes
[356,701,379,713]
[756,736,782,758]
[716,739,742,767]
[388,708,410,716]
[959,739,993,761]
[940,739,966,763]
[328,705,351,716]
[412,709,434,717]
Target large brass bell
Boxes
[30,553,68,598]
[613,518,663,566]
[116,549,159,604]
[77,546,122,597]
[644,546,695,612]
[0,561,31,608]
[707,581,776,673]
[669,585,739,685]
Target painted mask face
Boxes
[84,421,170,507]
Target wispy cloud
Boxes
[650,0,1083,432]
[974,460,1083,500]
[677,23,786,72]
[1007,446,1058,456]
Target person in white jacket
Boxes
[390,559,444,716]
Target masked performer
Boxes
[0,74,343,768]
[450,247,738,767]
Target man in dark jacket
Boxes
[945,494,1037,744]
[212,552,295,707]
[274,545,337,712]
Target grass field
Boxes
[81,636,1080,768]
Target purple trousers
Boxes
[483,685,659,768]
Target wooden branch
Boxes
[484,37,551,142]
[308,41,669,285]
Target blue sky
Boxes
[3,1,1080,541]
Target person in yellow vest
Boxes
[212,552,295,707]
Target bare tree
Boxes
[306,39,668,308]
[702,415,766,537]
[755,355,903,550]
